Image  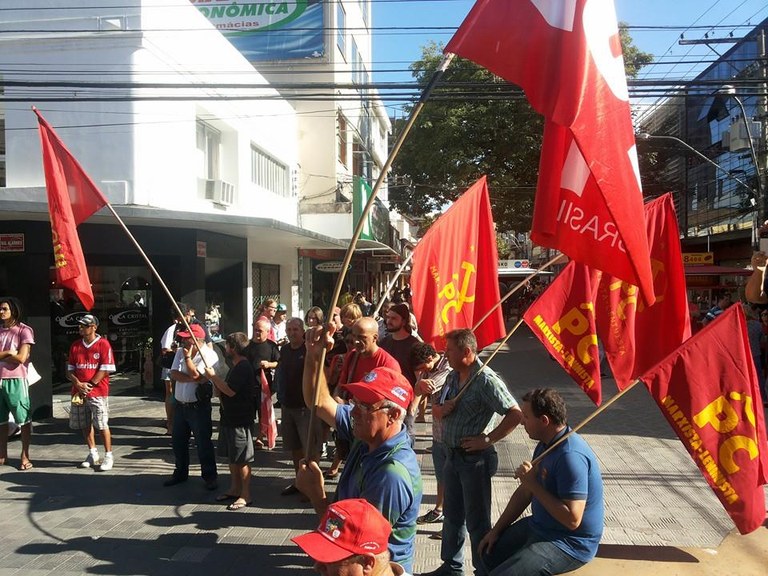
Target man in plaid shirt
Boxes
[423,329,523,576]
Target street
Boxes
[0,325,766,575]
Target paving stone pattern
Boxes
[0,327,762,575]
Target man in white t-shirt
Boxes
[164,323,219,490]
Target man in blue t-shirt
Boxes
[479,389,604,576]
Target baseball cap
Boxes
[341,367,413,411]
[276,303,287,312]
[78,314,99,327]
[291,498,391,563]
[177,324,205,339]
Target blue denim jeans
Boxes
[171,402,217,482]
[483,517,585,576]
[441,446,498,575]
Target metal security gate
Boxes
[251,263,280,314]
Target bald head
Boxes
[351,316,379,356]
[253,318,271,343]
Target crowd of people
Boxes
[1,290,609,576]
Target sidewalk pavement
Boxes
[0,327,766,575]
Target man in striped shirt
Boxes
[422,329,523,576]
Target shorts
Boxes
[69,395,110,431]
[217,425,255,464]
[0,378,31,426]
[432,441,448,483]
[281,406,322,452]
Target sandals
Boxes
[417,508,444,524]
[227,498,251,511]
[215,493,238,502]
[19,461,34,471]
[323,469,339,480]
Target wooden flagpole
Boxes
[304,53,457,459]
[435,253,566,388]
[101,203,210,367]
[525,381,641,470]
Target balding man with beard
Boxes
[245,318,280,449]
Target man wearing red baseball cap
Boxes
[292,498,411,575]
[297,325,422,573]
[165,322,220,490]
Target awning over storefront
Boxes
[684,265,751,276]
[0,199,348,250]
[499,267,553,277]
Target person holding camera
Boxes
[164,323,219,490]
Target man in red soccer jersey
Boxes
[66,315,116,471]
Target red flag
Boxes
[523,261,603,405]
[259,369,277,450]
[410,177,504,351]
[35,109,108,310]
[446,0,655,306]
[596,194,691,388]
[640,305,768,534]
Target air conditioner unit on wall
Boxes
[203,179,235,206]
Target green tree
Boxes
[620,22,654,79]
[390,31,653,235]
[389,42,541,233]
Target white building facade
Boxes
[0,0,346,413]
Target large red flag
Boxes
[640,305,768,534]
[523,261,603,404]
[259,369,277,450]
[35,109,108,310]
[410,177,504,351]
[446,0,654,306]
[596,194,691,388]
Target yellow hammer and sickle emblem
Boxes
[437,261,476,324]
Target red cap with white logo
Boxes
[291,498,392,563]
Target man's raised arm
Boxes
[302,325,340,428]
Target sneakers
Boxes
[100,453,114,471]
[417,508,444,524]
[79,452,100,468]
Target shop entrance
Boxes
[50,265,152,386]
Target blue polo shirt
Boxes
[530,427,604,563]
[335,404,423,573]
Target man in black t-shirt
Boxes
[205,332,255,511]
[244,318,280,445]
[276,318,322,496]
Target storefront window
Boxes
[50,266,152,384]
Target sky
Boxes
[372,0,768,117]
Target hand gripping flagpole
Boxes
[305,53,457,460]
